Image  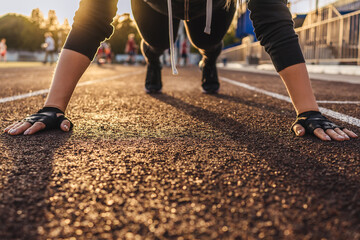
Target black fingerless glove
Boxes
[24,107,73,131]
[291,111,343,134]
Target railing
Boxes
[220,5,360,65]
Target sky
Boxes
[0,0,339,25]
[290,0,338,13]
[0,0,132,24]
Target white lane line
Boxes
[317,100,360,104]
[220,76,360,128]
[0,70,145,104]
[0,89,50,104]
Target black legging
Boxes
[63,0,304,72]
[131,0,235,65]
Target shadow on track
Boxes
[0,131,71,240]
[150,92,360,239]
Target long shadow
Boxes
[211,93,360,152]
[150,93,360,234]
[0,131,71,240]
[213,93,295,117]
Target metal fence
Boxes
[220,5,360,65]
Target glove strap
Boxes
[38,107,64,114]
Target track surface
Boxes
[0,65,359,240]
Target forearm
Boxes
[44,0,118,112]
[279,63,319,115]
[248,0,317,114]
[44,49,91,112]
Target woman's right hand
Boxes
[4,107,73,136]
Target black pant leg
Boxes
[63,0,118,60]
[185,1,236,64]
[131,0,180,65]
[248,0,305,72]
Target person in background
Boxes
[43,32,56,65]
[180,39,188,66]
[104,42,112,64]
[0,38,7,62]
[125,33,138,64]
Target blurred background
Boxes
[222,0,360,68]
[0,0,359,68]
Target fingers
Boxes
[60,119,71,132]
[5,122,32,135]
[342,128,358,139]
[4,121,22,133]
[292,124,305,136]
[325,129,347,141]
[294,124,358,141]
[313,128,332,141]
[313,128,356,141]
[23,122,46,135]
[334,128,350,140]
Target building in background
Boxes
[334,0,360,12]
[221,0,360,65]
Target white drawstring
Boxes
[167,0,178,75]
[204,0,212,34]
[166,0,213,75]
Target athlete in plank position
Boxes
[4,0,358,141]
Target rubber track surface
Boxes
[0,65,359,240]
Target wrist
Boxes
[295,107,319,116]
[39,106,64,114]
[43,103,66,113]
[297,110,321,118]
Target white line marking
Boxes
[0,89,50,104]
[317,100,360,104]
[220,76,360,128]
[0,70,145,104]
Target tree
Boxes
[46,10,59,31]
[57,18,71,49]
[108,13,141,54]
[223,22,240,48]
[30,8,45,28]
[0,14,44,51]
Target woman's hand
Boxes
[292,111,358,141]
[4,107,73,136]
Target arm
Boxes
[279,63,358,141]
[248,0,357,141]
[44,49,90,112]
[4,49,90,135]
[4,0,118,136]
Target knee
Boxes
[141,40,166,57]
[72,0,118,40]
[248,0,287,10]
[248,0,291,21]
[190,36,223,52]
[142,38,169,52]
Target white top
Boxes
[45,36,55,51]
[0,42,6,53]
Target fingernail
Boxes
[326,136,331,141]
[296,129,303,135]
[9,129,16,134]
[63,125,69,131]
[24,129,30,135]
[338,135,345,139]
